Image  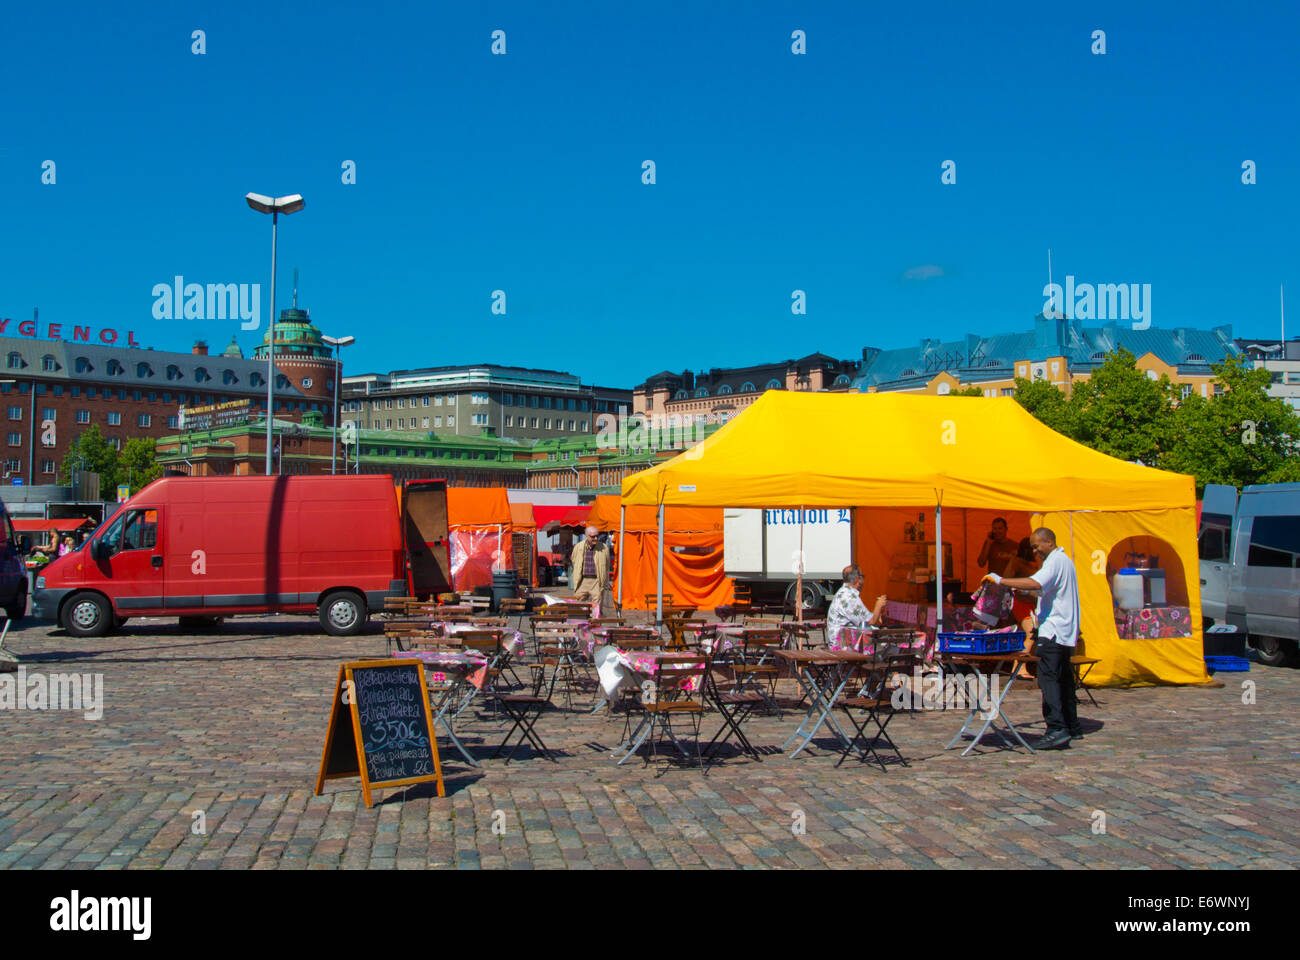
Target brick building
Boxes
[0,306,343,487]
[632,353,860,426]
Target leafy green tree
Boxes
[1163,355,1300,493]
[118,437,164,494]
[58,424,120,490]
[1013,375,1079,438]
[1069,347,1176,466]
[950,385,985,397]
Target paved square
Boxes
[0,616,1296,869]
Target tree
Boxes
[1163,354,1300,493]
[1069,347,1177,466]
[950,385,985,397]
[58,424,120,490]
[118,437,164,493]
[1013,376,1079,439]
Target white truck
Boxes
[723,508,855,611]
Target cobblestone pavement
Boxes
[0,615,1296,870]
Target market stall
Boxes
[585,495,734,611]
[445,488,513,592]
[621,391,1208,687]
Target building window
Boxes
[504,415,512,427]
[434,416,442,428]
[503,393,513,406]
[194,366,210,382]
[6,432,19,446]
[386,419,393,429]
[398,418,405,428]
[42,355,57,372]
[75,409,90,424]
[529,395,540,408]
[107,412,122,425]
[422,417,430,428]
[580,420,587,431]
[108,437,121,451]
[542,418,550,430]
[6,353,20,369]
[6,406,18,421]
[472,413,488,426]
[167,415,179,429]
[766,379,781,390]
[434,396,442,406]
[718,385,732,395]
[136,362,153,378]
[41,459,55,474]
[303,377,313,389]
[138,414,151,428]
[446,416,455,427]
[222,370,238,385]
[397,398,405,408]
[132,391,142,402]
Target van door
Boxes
[402,480,452,598]
[1198,484,1236,623]
[94,506,165,615]
[1241,512,1300,643]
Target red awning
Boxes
[12,518,93,533]
[533,504,590,535]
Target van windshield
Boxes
[86,505,124,543]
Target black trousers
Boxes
[1036,637,1078,734]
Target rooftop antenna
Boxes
[1282,284,1285,345]
[292,268,299,310]
[1047,249,1056,318]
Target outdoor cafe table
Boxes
[774,649,856,757]
[938,651,1036,756]
[404,649,491,768]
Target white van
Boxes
[1199,483,1300,666]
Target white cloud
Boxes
[903,264,945,280]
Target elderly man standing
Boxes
[569,525,611,605]
[827,564,887,648]
[987,527,1081,750]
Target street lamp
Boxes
[245,191,305,476]
[321,334,355,474]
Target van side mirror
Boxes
[91,539,107,562]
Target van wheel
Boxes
[784,581,823,612]
[1253,636,1299,668]
[63,592,112,638]
[320,591,367,637]
[4,583,26,622]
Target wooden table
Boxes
[775,649,855,757]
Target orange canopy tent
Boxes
[445,488,513,591]
[586,495,734,611]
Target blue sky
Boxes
[2,0,1296,384]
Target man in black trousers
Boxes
[985,527,1081,750]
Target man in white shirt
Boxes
[827,564,887,648]
[985,527,1081,750]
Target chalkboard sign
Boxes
[315,659,444,807]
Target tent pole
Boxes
[797,506,805,627]
[935,494,944,634]
[617,504,626,614]
[656,503,665,626]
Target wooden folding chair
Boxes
[730,628,785,716]
[493,663,558,763]
[701,662,766,764]
[836,653,907,770]
[617,654,712,768]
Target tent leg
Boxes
[935,498,944,634]
[656,503,665,626]
[617,505,626,614]
[797,506,805,627]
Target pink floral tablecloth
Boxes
[406,649,490,688]
[1114,605,1193,640]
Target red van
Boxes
[32,475,423,637]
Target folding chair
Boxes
[1071,656,1102,707]
[701,663,765,763]
[455,630,512,717]
[493,665,557,763]
[499,598,528,634]
[644,593,675,609]
[730,628,785,716]
[533,623,584,710]
[835,655,907,770]
[617,654,712,768]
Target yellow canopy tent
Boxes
[621,391,1208,687]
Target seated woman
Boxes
[827,564,887,651]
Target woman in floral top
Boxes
[827,564,887,648]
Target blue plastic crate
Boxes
[938,631,1025,654]
[1204,655,1250,673]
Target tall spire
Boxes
[292,268,299,309]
